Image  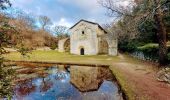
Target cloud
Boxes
[11,0,34,7]
[116,0,134,7]
[10,0,131,27]
[58,0,103,14]
[55,18,72,27]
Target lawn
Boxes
[3,50,119,65]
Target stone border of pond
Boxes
[5,60,110,67]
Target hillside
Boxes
[0,14,58,49]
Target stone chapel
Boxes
[69,19,117,56]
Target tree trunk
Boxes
[154,0,168,66]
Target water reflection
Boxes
[12,65,123,100]
[70,66,114,92]
[14,79,36,96]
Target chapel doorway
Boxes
[80,48,85,55]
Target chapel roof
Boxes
[69,19,107,34]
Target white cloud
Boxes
[58,0,103,13]
[54,18,72,27]
[10,0,116,26]
[68,0,133,11]
[11,0,34,7]
[121,1,131,7]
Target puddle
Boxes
[11,64,123,100]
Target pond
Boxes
[11,64,123,100]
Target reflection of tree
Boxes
[40,78,53,92]
[37,68,53,93]
[15,79,36,96]
[55,71,67,80]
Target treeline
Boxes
[101,0,170,65]
[0,10,58,50]
[116,0,170,53]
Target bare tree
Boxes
[19,15,36,29]
[103,23,118,38]
[39,16,52,31]
[99,0,134,17]
[54,25,69,39]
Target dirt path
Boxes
[111,54,170,100]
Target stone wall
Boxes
[98,37,109,54]
[105,34,118,56]
[58,38,69,52]
[98,35,118,56]
[108,39,118,56]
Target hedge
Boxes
[137,43,170,61]
[168,53,170,61]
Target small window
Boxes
[82,31,85,35]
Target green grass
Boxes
[109,66,136,100]
[138,43,170,49]
[137,43,158,49]
[3,50,119,65]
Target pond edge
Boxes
[5,60,129,100]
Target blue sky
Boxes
[10,0,114,27]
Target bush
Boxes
[137,43,159,60]
[50,44,57,50]
[168,53,170,61]
[137,43,170,61]
[118,40,142,52]
[137,43,159,51]
[138,20,158,43]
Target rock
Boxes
[157,67,170,84]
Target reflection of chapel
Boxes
[59,19,118,56]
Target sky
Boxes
[9,0,112,28]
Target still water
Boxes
[11,65,123,100]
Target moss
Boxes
[109,66,136,100]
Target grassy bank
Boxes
[3,50,119,65]
[110,66,136,100]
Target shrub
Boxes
[137,43,159,51]
[137,43,170,61]
[138,20,158,43]
[137,43,159,61]
[168,53,170,61]
[50,44,57,50]
[118,40,142,52]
